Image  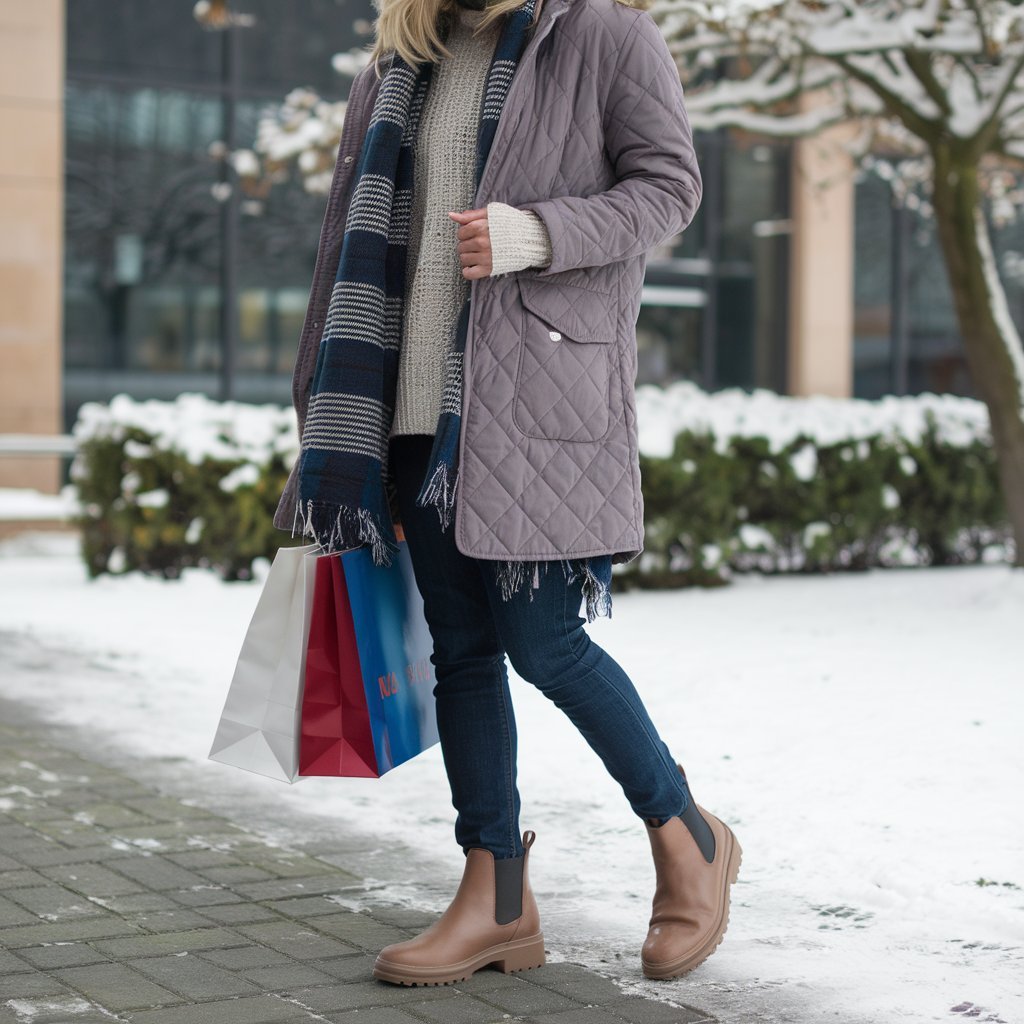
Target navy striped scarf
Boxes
[295,0,613,621]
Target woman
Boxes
[274,0,742,987]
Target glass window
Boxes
[238,0,362,98]
[905,212,973,397]
[63,0,375,424]
[852,173,893,398]
[67,1,223,88]
[64,82,223,378]
[852,171,1024,400]
[650,129,790,393]
[66,0,359,97]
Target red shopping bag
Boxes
[299,551,379,777]
[298,526,439,778]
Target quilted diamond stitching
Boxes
[513,318,612,442]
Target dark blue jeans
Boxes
[389,432,691,859]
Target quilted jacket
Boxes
[273,0,703,566]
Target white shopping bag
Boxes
[208,542,321,783]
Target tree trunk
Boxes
[931,151,1024,567]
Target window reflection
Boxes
[63,0,368,423]
[853,172,1024,400]
[651,129,789,393]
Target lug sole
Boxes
[642,824,743,981]
[372,932,545,987]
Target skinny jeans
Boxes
[389,432,691,858]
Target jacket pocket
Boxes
[511,276,616,443]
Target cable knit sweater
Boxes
[390,2,553,438]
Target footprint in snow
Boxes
[950,1001,1006,1022]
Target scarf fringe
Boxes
[495,558,542,602]
[294,498,399,567]
[416,459,459,531]
[565,558,614,622]
[493,558,612,623]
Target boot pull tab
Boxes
[522,829,536,850]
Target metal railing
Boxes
[0,434,78,457]
[0,435,79,524]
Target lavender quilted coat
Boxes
[274,0,703,566]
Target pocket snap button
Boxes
[343,155,354,163]
[549,331,561,341]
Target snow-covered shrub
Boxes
[67,385,1011,584]
[69,394,300,580]
[618,382,1009,588]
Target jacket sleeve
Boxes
[516,11,702,277]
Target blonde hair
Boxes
[366,0,643,76]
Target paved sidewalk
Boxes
[0,699,715,1024]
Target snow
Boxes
[788,442,816,481]
[70,386,992,484]
[802,520,830,546]
[4,997,105,1021]
[633,381,990,458]
[0,487,80,522]
[881,483,900,509]
[218,464,261,492]
[252,87,349,195]
[331,51,371,78]
[71,393,298,470]
[1,532,1021,1024]
[135,489,169,509]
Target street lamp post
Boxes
[219,21,241,402]
[195,0,254,402]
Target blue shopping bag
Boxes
[300,538,439,777]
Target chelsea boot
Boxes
[372,829,545,986]
[641,764,742,979]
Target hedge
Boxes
[68,384,1012,585]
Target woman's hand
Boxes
[451,204,554,278]
[450,207,493,279]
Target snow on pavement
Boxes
[0,532,1021,1024]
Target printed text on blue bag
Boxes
[378,657,435,698]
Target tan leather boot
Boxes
[641,764,742,979]
[372,829,545,986]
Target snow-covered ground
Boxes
[0,531,1021,1024]
[0,487,78,521]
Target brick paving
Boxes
[0,699,715,1024]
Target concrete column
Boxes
[787,91,856,398]
[0,0,65,491]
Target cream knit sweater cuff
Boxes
[486,201,553,275]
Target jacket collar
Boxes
[470,0,572,203]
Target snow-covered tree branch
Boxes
[230,48,373,199]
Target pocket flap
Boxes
[517,275,616,344]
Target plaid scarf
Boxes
[295,0,613,621]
